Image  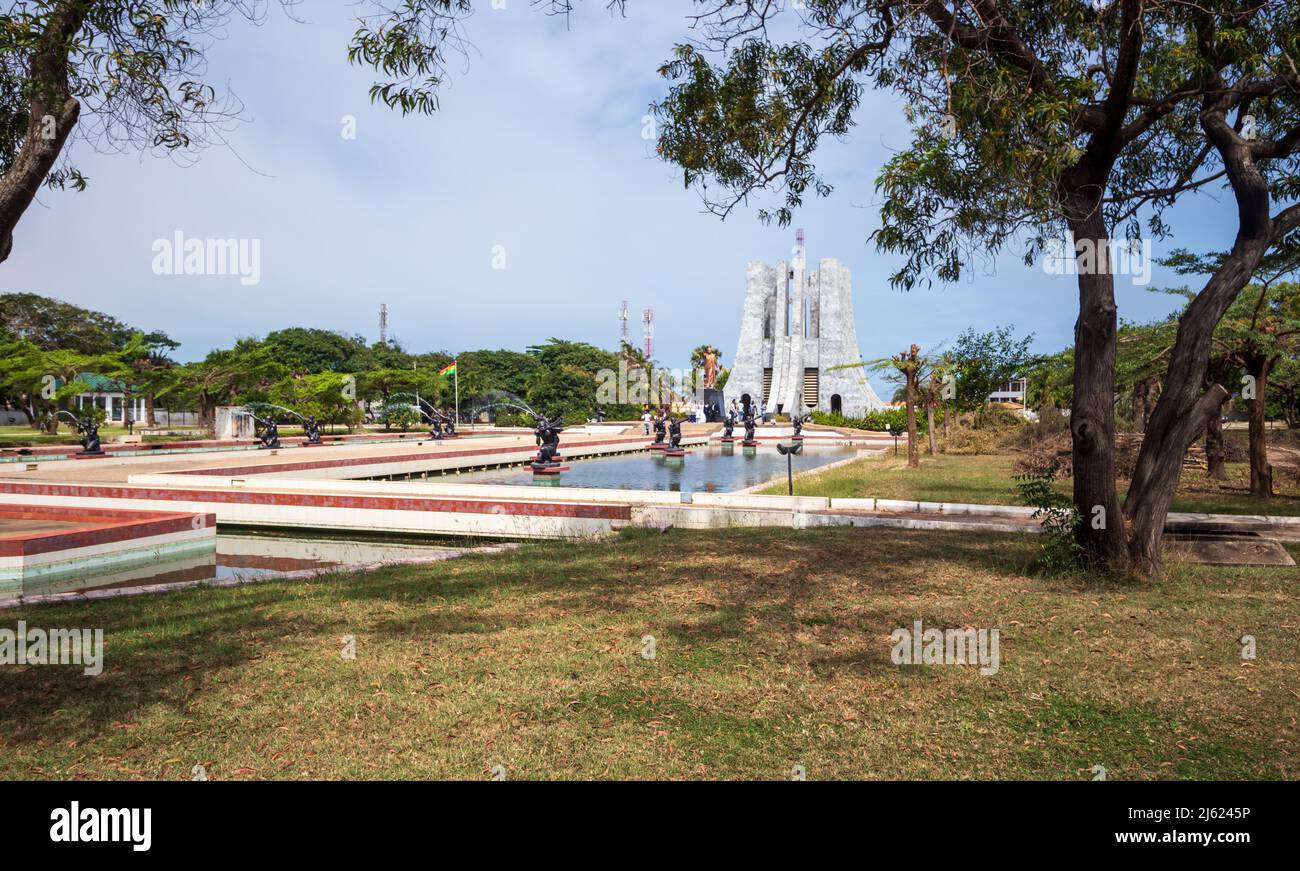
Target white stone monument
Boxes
[728,231,884,418]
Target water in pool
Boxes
[447,445,863,492]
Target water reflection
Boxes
[444,446,860,493]
[14,533,460,599]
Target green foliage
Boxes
[1022,347,1073,411]
[810,408,919,433]
[654,26,873,228]
[1023,313,1192,415]
[261,328,371,374]
[269,372,364,431]
[0,292,174,355]
[0,331,131,426]
[172,341,289,421]
[950,325,1034,415]
[1211,280,1300,372]
[1015,470,1082,572]
[651,2,1299,282]
[79,404,107,427]
[379,404,420,432]
[521,339,640,422]
[347,0,474,115]
[457,349,536,401]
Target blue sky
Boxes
[1,1,1237,397]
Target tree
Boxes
[173,342,287,428]
[1166,241,1300,496]
[0,292,167,353]
[949,326,1033,424]
[0,293,179,426]
[888,345,923,467]
[652,1,1300,573]
[524,338,636,421]
[922,354,957,452]
[1202,354,1235,481]
[1270,355,1300,430]
[618,340,672,407]
[1114,316,1178,432]
[1214,280,1300,496]
[269,371,365,432]
[526,364,598,422]
[0,334,118,429]
[262,328,370,375]
[1022,347,1073,413]
[457,349,537,404]
[119,330,180,427]
[843,344,941,468]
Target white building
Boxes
[73,374,146,425]
[988,378,1027,405]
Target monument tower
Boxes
[729,231,884,418]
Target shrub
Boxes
[810,408,929,433]
[1005,405,1069,450]
[1015,469,1082,572]
[381,405,419,432]
[980,404,1030,430]
[1013,430,1148,479]
[939,426,1002,455]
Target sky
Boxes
[0,1,1239,397]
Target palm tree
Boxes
[835,344,945,468]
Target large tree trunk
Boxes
[1204,358,1231,480]
[199,394,215,430]
[145,394,157,428]
[1065,207,1126,569]
[1123,94,1288,574]
[1204,415,1227,480]
[0,2,89,263]
[1141,380,1160,431]
[1132,378,1150,432]
[1244,354,1275,498]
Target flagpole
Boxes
[454,360,459,428]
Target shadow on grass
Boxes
[0,525,1106,751]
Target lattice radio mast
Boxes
[378,303,389,345]
[642,308,654,360]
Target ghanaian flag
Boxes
[439,361,457,377]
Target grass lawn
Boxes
[768,451,1300,516]
[0,424,201,447]
[1,526,1295,780]
[0,424,131,448]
